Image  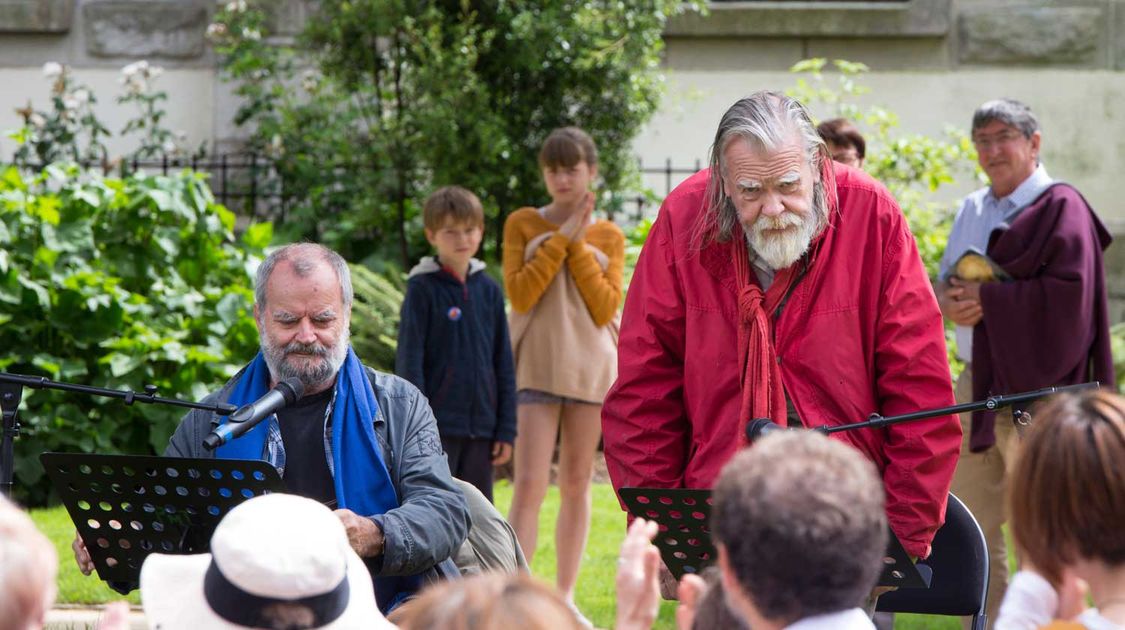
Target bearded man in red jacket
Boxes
[603,92,961,564]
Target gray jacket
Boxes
[165,365,469,578]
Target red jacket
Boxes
[602,165,961,558]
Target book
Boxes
[951,247,1010,282]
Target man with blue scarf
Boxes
[75,243,469,613]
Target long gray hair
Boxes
[699,91,833,245]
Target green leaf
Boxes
[17,275,50,309]
[215,291,250,327]
[242,222,273,249]
[102,352,144,378]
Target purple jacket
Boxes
[971,183,1115,451]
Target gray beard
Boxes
[260,329,350,390]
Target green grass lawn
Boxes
[34,481,962,629]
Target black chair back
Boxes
[876,493,990,630]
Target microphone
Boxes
[745,417,785,441]
[202,378,306,451]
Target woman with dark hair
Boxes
[997,390,1125,629]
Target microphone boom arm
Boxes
[821,381,1101,435]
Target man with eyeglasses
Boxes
[936,98,1115,628]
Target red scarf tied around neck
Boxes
[732,235,800,446]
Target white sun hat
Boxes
[140,493,394,629]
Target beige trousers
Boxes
[949,366,1020,630]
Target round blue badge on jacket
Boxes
[447,306,462,321]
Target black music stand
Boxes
[40,452,283,594]
[619,487,929,589]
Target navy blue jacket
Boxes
[395,257,517,443]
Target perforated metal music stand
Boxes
[40,452,283,593]
[619,487,929,589]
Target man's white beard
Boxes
[746,208,820,271]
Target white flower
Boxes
[42,62,63,79]
[29,113,46,128]
[72,88,90,105]
[300,69,319,92]
[62,96,78,111]
[121,60,147,78]
[225,0,247,13]
[148,65,164,80]
[206,23,227,39]
[241,27,261,41]
[162,139,177,154]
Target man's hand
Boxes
[1057,569,1089,619]
[615,518,661,630]
[334,509,385,558]
[96,601,132,630]
[675,573,708,630]
[72,530,95,576]
[491,441,513,466]
[938,280,983,326]
[658,560,679,600]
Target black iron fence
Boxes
[10,153,706,225]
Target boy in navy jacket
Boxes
[396,186,516,502]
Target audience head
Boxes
[816,118,866,169]
[253,243,353,391]
[0,494,58,630]
[712,431,887,627]
[395,573,582,630]
[704,91,831,270]
[141,493,390,629]
[1009,390,1125,585]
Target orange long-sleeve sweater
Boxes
[501,207,625,326]
[502,207,625,401]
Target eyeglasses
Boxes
[972,130,1025,151]
[830,149,861,167]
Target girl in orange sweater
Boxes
[503,127,625,620]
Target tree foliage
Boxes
[209,0,695,267]
[0,166,267,505]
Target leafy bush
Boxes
[349,263,405,373]
[207,0,699,267]
[0,165,268,505]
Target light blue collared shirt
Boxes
[939,164,1054,360]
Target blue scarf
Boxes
[215,348,422,612]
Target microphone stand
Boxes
[0,372,238,499]
[817,381,1101,436]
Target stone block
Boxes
[83,0,208,58]
[263,0,314,37]
[958,6,1102,65]
[0,0,74,32]
[666,0,951,38]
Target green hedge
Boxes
[0,165,267,506]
